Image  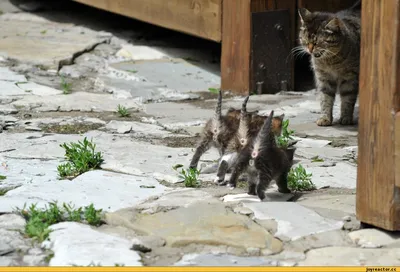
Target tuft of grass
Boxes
[311,156,324,163]
[58,137,103,179]
[44,252,55,263]
[208,87,219,94]
[84,204,102,226]
[16,202,103,242]
[40,30,47,35]
[277,119,295,148]
[0,175,6,181]
[287,164,316,192]
[173,164,200,188]
[60,75,72,94]
[127,69,138,74]
[117,104,130,117]
[0,188,11,196]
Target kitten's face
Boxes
[298,8,343,59]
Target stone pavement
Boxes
[0,0,399,267]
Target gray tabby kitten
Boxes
[298,0,361,126]
[227,110,293,200]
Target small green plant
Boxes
[16,202,103,242]
[58,137,103,179]
[0,175,6,181]
[127,69,138,74]
[277,119,295,148]
[84,204,103,226]
[311,156,324,163]
[117,104,130,117]
[44,252,55,263]
[287,164,316,192]
[208,87,219,94]
[173,164,200,188]
[40,30,47,35]
[60,76,72,94]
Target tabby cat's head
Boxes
[298,8,345,59]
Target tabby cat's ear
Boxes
[325,17,342,32]
[298,8,312,23]
[278,113,285,120]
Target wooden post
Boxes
[356,0,400,231]
[220,0,296,95]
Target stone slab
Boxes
[0,13,111,69]
[11,92,143,112]
[42,222,142,266]
[348,229,400,248]
[244,202,343,241]
[299,247,400,266]
[174,254,278,266]
[1,170,168,213]
[106,202,283,252]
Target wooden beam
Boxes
[220,0,252,95]
[356,0,400,231]
[72,0,222,42]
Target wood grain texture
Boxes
[72,0,222,41]
[220,0,252,95]
[356,0,400,231]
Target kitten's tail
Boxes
[238,95,250,143]
[214,89,223,121]
[349,0,361,10]
[258,110,275,150]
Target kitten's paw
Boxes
[218,180,228,186]
[214,177,223,184]
[339,116,353,126]
[316,116,332,126]
[226,183,236,189]
[257,192,266,201]
[247,191,257,196]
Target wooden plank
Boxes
[356,0,400,231]
[72,0,222,42]
[220,0,252,95]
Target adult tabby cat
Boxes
[298,0,361,126]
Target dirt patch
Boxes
[160,136,199,148]
[15,110,150,123]
[41,123,104,134]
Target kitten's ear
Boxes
[278,113,285,120]
[325,17,342,32]
[298,8,312,23]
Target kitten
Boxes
[189,90,258,169]
[214,95,253,184]
[226,110,293,200]
[215,99,285,185]
[298,0,361,126]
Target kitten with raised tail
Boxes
[215,98,286,185]
[227,110,293,200]
[214,95,252,184]
[189,90,258,170]
[298,0,361,126]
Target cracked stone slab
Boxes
[42,222,142,266]
[348,229,400,248]
[11,91,143,112]
[298,247,400,266]
[106,202,283,253]
[0,132,217,177]
[0,67,27,82]
[243,202,343,241]
[297,194,356,216]
[293,161,357,189]
[0,13,111,69]
[111,60,220,93]
[174,253,279,266]
[136,188,216,214]
[14,82,62,96]
[0,170,169,213]
[105,120,172,137]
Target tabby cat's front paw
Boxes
[339,116,353,126]
[316,116,332,126]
